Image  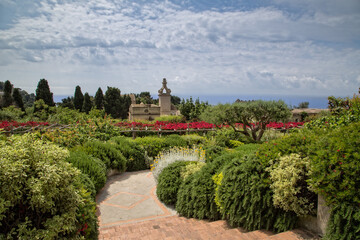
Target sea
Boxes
[54,94,335,109]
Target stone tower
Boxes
[158,78,171,116]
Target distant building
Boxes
[128,78,178,121]
[291,108,328,122]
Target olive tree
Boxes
[200,100,290,142]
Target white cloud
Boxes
[0,0,359,98]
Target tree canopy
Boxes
[82,92,92,114]
[12,88,25,111]
[74,85,84,111]
[35,79,55,106]
[94,87,104,110]
[2,80,13,108]
[200,100,291,142]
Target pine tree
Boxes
[12,88,25,111]
[94,87,104,110]
[35,79,55,106]
[82,92,92,114]
[2,80,13,108]
[74,86,84,111]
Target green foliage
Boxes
[156,161,189,205]
[110,136,148,171]
[181,134,207,146]
[0,134,97,239]
[82,92,92,114]
[59,96,74,109]
[12,88,25,111]
[78,172,96,199]
[176,156,233,221]
[180,162,205,180]
[267,154,315,216]
[47,106,88,124]
[154,115,184,123]
[228,140,243,148]
[307,122,360,207]
[82,140,126,171]
[179,97,208,121]
[133,136,167,158]
[201,100,290,142]
[35,79,55,107]
[104,87,118,118]
[324,203,360,240]
[94,87,104,110]
[74,85,84,111]
[66,150,107,193]
[203,145,225,163]
[1,80,13,108]
[135,91,154,104]
[32,99,56,121]
[217,156,297,232]
[164,134,187,148]
[305,93,360,130]
[0,106,24,121]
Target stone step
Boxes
[99,216,313,240]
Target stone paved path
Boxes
[97,170,316,240]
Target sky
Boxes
[0,0,360,101]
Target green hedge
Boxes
[175,155,234,220]
[66,150,107,193]
[133,136,166,158]
[82,140,126,172]
[110,136,148,171]
[156,161,189,205]
[217,156,297,232]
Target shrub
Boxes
[154,115,184,123]
[66,150,107,193]
[203,145,225,163]
[156,161,189,205]
[0,106,24,121]
[325,203,360,240]
[82,140,126,171]
[216,156,297,232]
[180,162,205,180]
[110,136,148,171]
[181,134,208,146]
[151,146,205,181]
[267,154,315,216]
[164,134,187,148]
[78,172,97,199]
[133,136,167,158]
[0,134,98,239]
[228,140,243,148]
[175,155,233,221]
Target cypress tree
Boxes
[2,80,13,108]
[12,88,25,111]
[35,79,55,106]
[104,87,122,118]
[94,87,104,110]
[74,86,84,111]
[82,92,92,114]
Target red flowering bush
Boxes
[113,121,302,131]
[0,121,49,131]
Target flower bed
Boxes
[0,120,49,131]
[113,121,304,131]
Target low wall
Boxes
[299,195,331,236]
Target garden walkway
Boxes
[97,170,316,240]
